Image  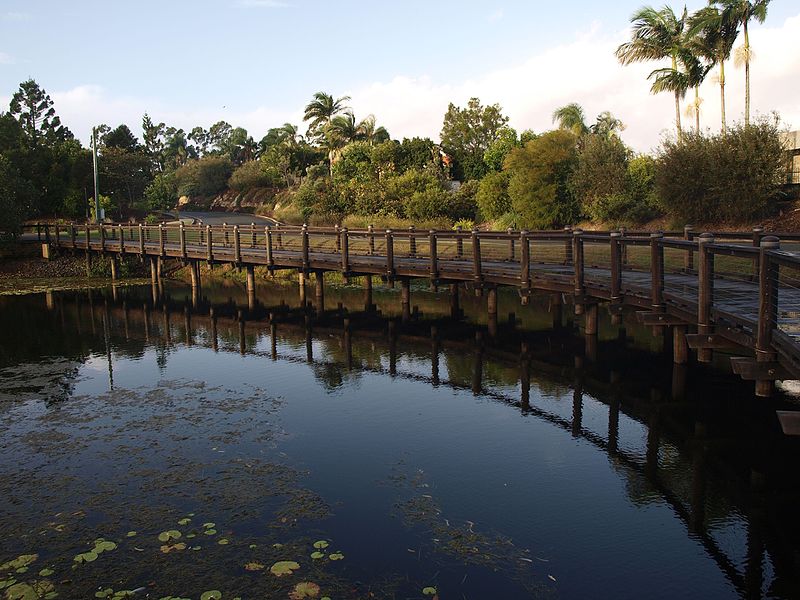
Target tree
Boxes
[357,115,390,145]
[103,124,140,152]
[688,6,739,132]
[649,48,710,134]
[303,92,351,138]
[142,113,167,171]
[616,6,690,137]
[440,97,509,181]
[552,103,589,137]
[504,130,579,229]
[713,0,770,126]
[8,79,73,146]
[591,111,626,137]
[0,154,31,234]
[483,126,518,172]
[476,171,511,220]
[570,133,630,219]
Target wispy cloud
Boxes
[238,0,289,7]
[488,9,504,23]
[0,52,15,65]
[3,11,31,21]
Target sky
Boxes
[1,0,799,153]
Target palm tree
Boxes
[329,111,361,144]
[713,0,770,126]
[552,103,589,136]
[616,6,689,137]
[688,6,739,132]
[357,115,390,145]
[591,111,626,137]
[648,48,709,134]
[303,92,351,135]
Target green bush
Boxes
[174,156,233,198]
[229,159,280,192]
[144,171,177,211]
[476,171,510,221]
[655,117,788,223]
[583,155,662,225]
[571,133,629,220]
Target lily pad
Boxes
[158,530,182,543]
[244,561,264,571]
[289,581,321,600]
[177,518,191,526]
[310,552,324,560]
[94,541,117,553]
[329,552,344,561]
[38,569,54,577]
[0,555,38,572]
[217,538,229,545]
[199,592,222,600]
[312,540,329,550]
[125,532,137,538]
[73,551,98,563]
[422,587,437,595]
[202,523,215,529]
[203,529,217,536]
[270,560,300,577]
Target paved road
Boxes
[167,211,279,226]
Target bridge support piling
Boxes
[190,261,201,309]
[315,271,325,314]
[401,279,411,322]
[298,271,306,306]
[450,283,460,319]
[585,303,598,336]
[673,325,689,365]
[85,251,92,277]
[363,275,374,312]
[109,255,118,281]
[487,287,498,337]
[755,236,781,397]
[697,233,715,363]
[550,293,563,330]
[246,265,256,312]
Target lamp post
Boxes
[92,127,101,223]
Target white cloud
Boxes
[5,13,799,153]
[0,52,15,64]
[3,12,30,21]
[347,14,800,152]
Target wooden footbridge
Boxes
[30,221,800,397]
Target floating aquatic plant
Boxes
[157,530,181,543]
[177,518,190,526]
[4,579,56,599]
[312,541,329,550]
[329,552,344,561]
[199,591,221,600]
[0,555,37,572]
[422,586,437,595]
[310,552,324,560]
[270,561,300,577]
[159,543,187,554]
[289,581,320,599]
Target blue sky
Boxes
[1,1,798,151]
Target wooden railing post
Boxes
[619,226,628,268]
[755,236,780,397]
[684,225,694,272]
[429,230,438,281]
[564,226,573,265]
[54,224,60,248]
[301,224,309,271]
[507,227,515,261]
[234,224,242,264]
[650,232,664,312]
[472,229,482,292]
[409,226,416,257]
[265,226,273,268]
[70,224,76,247]
[36,223,42,242]
[179,222,187,258]
[752,226,764,280]
[118,223,125,254]
[520,230,530,302]
[385,229,394,279]
[139,224,145,255]
[206,225,213,263]
[334,224,341,252]
[251,222,257,248]
[368,224,375,255]
[610,231,622,304]
[456,226,464,259]
[276,225,282,250]
[100,224,106,253]
[223,223,229,246]
[341,227,349,274]
[44,224,51,245]
[573,228,584,314]
[158,223,165,256]
[85,224,90,249]
[697,233,715,363]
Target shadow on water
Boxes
[1,277,800,599]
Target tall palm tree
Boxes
[329,111,360,144]
[616,6,689,137]
[713,0,770,126]
[357,115,390,145]
[551,103,589,136]
[303,92,351,135]
[688,6,739,132]
[591,111,626,137]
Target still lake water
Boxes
[1,279,800,600]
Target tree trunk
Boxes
[695,87,700,133]
[744,22,750,127]
[674,91,683,139]
[719,58,727,134]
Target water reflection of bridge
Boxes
[32,286,800,599]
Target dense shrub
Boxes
[228,159,280,191]
[476,171,510,221]
[447,179,479,221]
[655,118,788,223]
[174,156,233,198]
[144,171,178,211]
[571,134,629,219]
[505,130,579,229]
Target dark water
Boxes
[1,278,800,600]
